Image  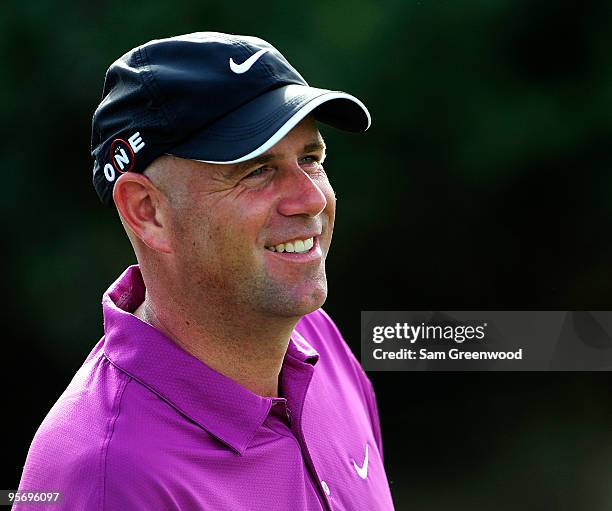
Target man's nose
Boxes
[276,163,328,218]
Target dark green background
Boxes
[4,1,612,509]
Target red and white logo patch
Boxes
[103,131,146,182]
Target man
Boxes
[16,32,394,510]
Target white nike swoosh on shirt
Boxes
[352,443,369,480]
[229,49,269,74]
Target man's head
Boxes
[91,32,369,320]
[115,116,334,318]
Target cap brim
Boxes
[168,84,371,164]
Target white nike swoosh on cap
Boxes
[229,49,269,74]
[352,443,369,480]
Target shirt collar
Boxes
[101,265,319,455]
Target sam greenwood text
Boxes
[372,348,524,360]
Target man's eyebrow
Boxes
[230,139,327,177]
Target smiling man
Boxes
[15,33,395,510]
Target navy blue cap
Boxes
[91,32,371,206]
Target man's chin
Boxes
[295,289,328,316]
[261,285,328,319]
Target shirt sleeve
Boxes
[13,445,104,511]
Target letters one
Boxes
[103,132,146,181]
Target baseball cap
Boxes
[91,32,371,206]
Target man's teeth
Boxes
[266,237,314,254]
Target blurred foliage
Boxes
[4,0,612,509]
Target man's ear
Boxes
[113,172,173,254]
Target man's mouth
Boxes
[265,237,315,254]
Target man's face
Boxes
[161,117,335,320]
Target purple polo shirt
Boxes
[16,266,394,510]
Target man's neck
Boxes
[132,295,298,397]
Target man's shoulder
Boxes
[17,342,196,509]
[29,346,129,449]
[16,345,133,508]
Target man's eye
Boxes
[300,156,321,166]
[245,167,271,179]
